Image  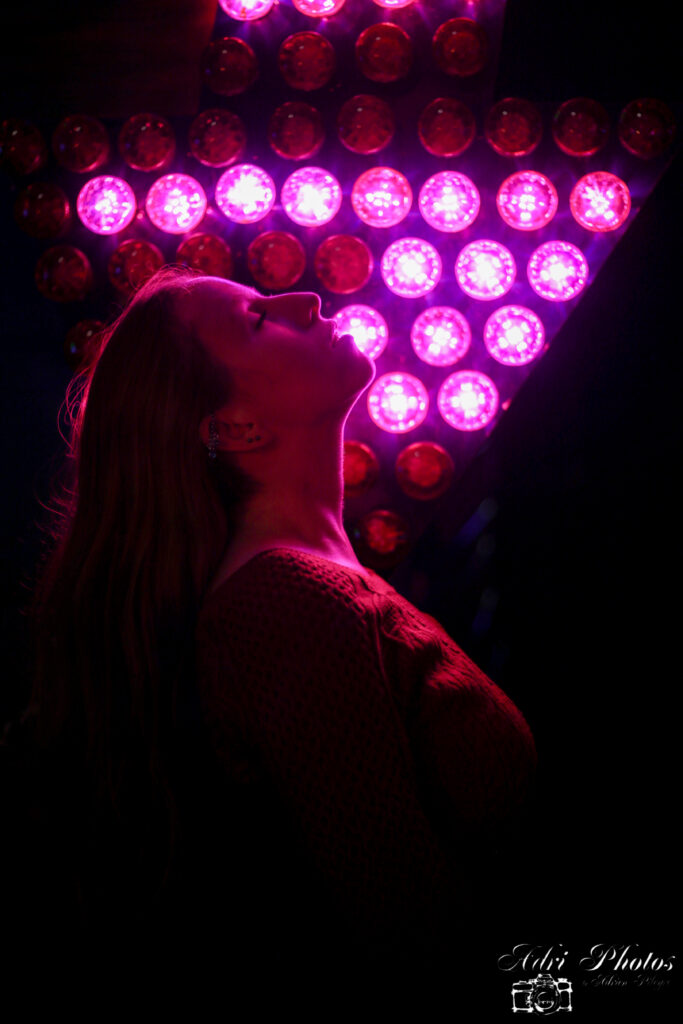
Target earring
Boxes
[207,414,219,459]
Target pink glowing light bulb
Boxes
[292,0,346,15]
[496,171,558,231]
[351,167,412,228]
[281,166,342,226]
[332,304,388,360]
[569,172,631,232]
[455,240,516,300]
[218,0,274,19]
[438,371,499,431]
[373,0,415,7]
[527,241,589,301]
[367,372,429,433]
[410,307,471,366]
[483,305,545,365]
[215,164,276,223]
[381,238,442,298]
[76,175,136,235]
[418,171,480,232]
[145,174,207,234]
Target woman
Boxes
[5,265,536,977]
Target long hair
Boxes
[22,265,259,940]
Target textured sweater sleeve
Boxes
[374,595,537,862]
[195,557,465,954]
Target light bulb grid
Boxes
[38,3,656,509]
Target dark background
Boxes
[1,0,681,1011]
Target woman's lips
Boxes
[331,331,353,349]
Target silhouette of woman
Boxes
[3,266,536,980]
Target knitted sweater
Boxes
[194,547,536,964]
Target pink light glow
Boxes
[381,237,442,297]
[418,171,480,232]
[367,372,429,433]
[455,240,516,300]
[292,0,346,15]
[332,304,388,360]
[438,371,499,431]
[496,171,558,231]
[410,307,471,366]
[76,176,136,235]
[351,167,412,227]
[145,174,207,234]
[215,164,276,223]
[527,241,589,301]
[218,0,274,19]
[373,0,415,6]
[281,166,342,226]
[569,172,631,232]
[483,305,545,365]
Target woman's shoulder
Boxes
[196,545,459,666]
[200,546,395,613]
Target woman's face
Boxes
[182,277,375,428]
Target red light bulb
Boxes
[189,109,246,167]
[552,98,609,157]
[108,239,164,297]
[176,233,234,278]
[64,319,105,370]
[145,174,207,234]
[354,509,410,562]
[337,94,395,154]
[269,102,324,160]
[343,441,380,497]
[496,171,558,231]
[53,114,110,173]
[292,0,346,14]
[367,372,429,432]
[569,172,631,232]
[418,98,476,157]
[35,245,93,303]
[202,36,259,96]
[247,231,307,290]
[485,98,543,157]
[278,32,336,91]
[438,371,499,431]
[118,113,175,171]
[14,182,70,238]
[282,166,342,227]
[395,442,454,500]
[77,176,136,235]
[0,118,47,175]
[355,23,413,83]
[618,98,676,158]
[432,18,488,77]
[219,0,275,17]
[216,164,276,224]
[314,235,373,294]
[351,167,412,228]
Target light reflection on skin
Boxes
[177,276,376,581]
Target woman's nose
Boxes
[268,292,321,327]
